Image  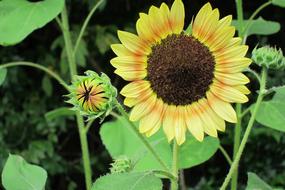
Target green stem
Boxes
[170,141,179,190]
[61,5,77,78]
[77,114,92,190]
[220,67,267,190]
[61,5,92,190]
[231,104,242,190]
[73,0,104,55]
[235,0,244,37]
[152,170,177,181]
[115,102,169,171]
[0,61,69,90]
[219,145,233,165]
[231,1,244,188]
[242,1,272,38]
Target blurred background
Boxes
[0,0,284,189]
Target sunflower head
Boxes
[67,70,117,120]
[252,46,285,70]
[111,0,251,145]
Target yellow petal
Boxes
[136,13,157,44]
[118,30,150,55]
[139,98,165,133]
[123,89,153,107]
[120,80,150,98]
[170,0,185,34]
[130,94,157,121]
[145,120,162,137]
[163,105,176,142]
[207,91,237,123]
[234,85,251,95]
[174,106,187,145]
[214,72,250,85]
[110,56,147,70]
[195,100,218,137]
[186,105,204,141]
[114,69,147,81]
[111,44,134,56]
[208,26,235,52]
[210,80,249,103]
[193,3,213,38]
[215,45,249,61]
[215,58,252,73]
[198,8,220,43]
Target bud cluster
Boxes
[252,46,285,70]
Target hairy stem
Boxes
[0,61,69,90]
[73,0,104,55]
[219,145,233,165]
[61,5,92,190]
[220,67,267,190]
[170,141,179,190]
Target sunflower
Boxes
[110,0,251,145]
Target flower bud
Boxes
[67,70,117,120]
[252,46,285,70]
[110,156,133,174]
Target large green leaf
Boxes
[100,117,172,171]
[232,17,280,37]
[100,117,220,170]
[91,172,162,190]
[2,154,47,190]
[272,0,285,8]
[179,136,219,168]
[0,0,64,46]
[0,68,7,86]
[246,172,272,190]
[254,88,285,132]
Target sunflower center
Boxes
[147,34,215,105]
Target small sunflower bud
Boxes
[252,46,285,70]
[110,157,133,174]
[67,70,117,120]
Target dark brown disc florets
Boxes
[147,34,215,105]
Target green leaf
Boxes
[100,117,172,171]
[179,136,219,168]
[232,17,280,36]
[254,88,285,132]
[272,0,285,8]
[0,0,64,46]
[42,75,53,97]
[246,172,272,190]
[45,107,75,121]
[100,117,219,170]
[91,172,162,190]
[0,68,7,86]
[2,154,47,190]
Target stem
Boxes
[73,0,104,55]
[230,1,244,188]
[0,61,69,90]
[231,104,242,190]
[219,145,233,165]
[220,67,267,190]
[115,102,169,171]
[60,5,92,190]
[170,141,179,190]
[242,1,272,37]
[235,0,244,37]
[179,170,187,190]
[61,5,77,78]
[153,170,177,181]
[240,106,251,118]
[77,114,92,190]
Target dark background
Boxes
[0,0,284,189]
